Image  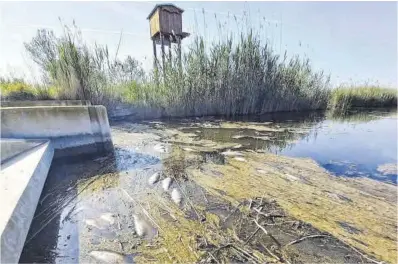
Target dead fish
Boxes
[234,157,246,162]
[256,169,267,174]
[221,150,244,156]
[133,214,152,237]
[154,144,166,153]
[232,135,246,139]
[232,144,243,149]
[252,136,271,141]
[85,219,104,230]
[89,250,127,263]
[285,174,299,182]
[171,188,182,205]
[162,177,172,191]
[100,213,115,225]
[183,147,195,152]
[148,172,160,185]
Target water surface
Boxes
[19,108,397,263]
[171,109,397,183]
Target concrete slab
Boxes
[1,139,47,165]
[0,140,54,263]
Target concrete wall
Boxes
[1,105,113,157]
[1,100,91,108]
[0,141,54,263]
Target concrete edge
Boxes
[0,100,91,108]
[1,140,48,167]
[1,141,54,263]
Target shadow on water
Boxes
[19,145,161,263]
[19,152,118,263]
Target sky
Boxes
[0,1,397,87]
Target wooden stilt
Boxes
[160,33,166,85]
[177,36,182,78]
[168,36,173,66]
[152,38,159,88]
[153,38,158,70]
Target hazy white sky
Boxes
[0,1,397,87]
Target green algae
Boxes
[132,193,224,263]
[188,152,397,263]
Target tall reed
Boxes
[148,32,331,117]
[23,22,145,108]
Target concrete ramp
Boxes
[0,139,54,263]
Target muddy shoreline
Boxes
[20,110,397,263]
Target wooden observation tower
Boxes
[147,3,189,81]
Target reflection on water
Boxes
[160,108,397,184]
[279,109,397,184]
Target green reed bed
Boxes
[328,86,397,114]
[142,32,331,117]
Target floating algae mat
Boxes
[20,109,397,263]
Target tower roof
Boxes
[147,3,184,20]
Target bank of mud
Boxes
[20,112,397,264]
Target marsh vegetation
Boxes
[2,22,394,116]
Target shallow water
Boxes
[19,108,397,263]
[169,109,397,184]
